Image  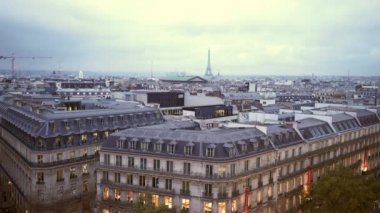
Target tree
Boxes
[136,193,170,213]
[300,166,380,213]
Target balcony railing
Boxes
[180,189,191,196]
[202,192,213,198]
[232,190,240,197]
[217,192,228,199]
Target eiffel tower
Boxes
[204,49,213,78]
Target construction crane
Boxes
[0,53,51,78]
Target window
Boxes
[285,150,289,159]
[37,155,43,164]
[298,147,302,155]
[128,157,134,168]
[256,157,261,169]
[116,140,123,149]
[182,181,190,192]
[184,162,191,175]
[70,151,76,159]
[154,143,162,152]
[206,147,215,157]
[230,164,236,176]
[103,187,109,200]
[129,140,136,149]
[140,158,147,170]
[115,173,121,183]
[164,196,173,209]
[139,176,146,186]
[204,201,212,213]
[182,199,190,211]
[206,165,213,177]
[56,170,63,182]
[126,174,133,185]
[152,194,159,207]
[104,154,110,165]
[204,184,212,196]
[82,164,89,174]
[165,179,172,190]
[244,160,249,171]
[184,146,193,155]
[241,143,247,152]
[127,191,133,202]
[166,161,173,172]
[153,159,160,171]
[232,200,237,212]
[114,189,121,201]
[56,153,62,161]
[292,149,295,157]
[70,167,77,179]
[103,171,109,181]
[116,155,122,167]
[141,142,149,151]
[152,177,159,188]
[168,144,176,154]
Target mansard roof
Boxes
[104,126,276,160]
[331,113,360,132]
[297,118,335,140]
[0,98,165,138]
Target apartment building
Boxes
[0,95,165,213]
[97,105,380,213]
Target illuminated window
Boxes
[182,199,190,211]
[70,151,76,159]
[102,187,109,200]
[204,202,212,213]
[114,189,121,201]
[102,209,109,213]
[164,196,172,209]
[268,186,273,199]
[81,134,87,143]
[257,190,262,204]
[218,202,226,213]
[152,194,159,207]
[139,193,146,204]
[232,200,237,212]
[127,191,133,202]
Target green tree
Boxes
[300,166,380,213]
[136,193,170,213]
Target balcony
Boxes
[180,189,191,196]
[257,181,263,188]
[232,190,240,197]
[269,177,274,184]
[203,192,213,198]
[217,192,228,199]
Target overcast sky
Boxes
[1,0,380,76]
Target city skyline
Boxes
[1,0,380,76]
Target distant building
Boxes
[79,70,84,79]
[160,75,208,84]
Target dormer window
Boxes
[129,139,137,149]
[154,142,162,152]
[168,141,176,154]
[141,139,150,151]
[117,138,125,149]
[206,144,216,158]
[184,144,193,155]
[238,141,247,153]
